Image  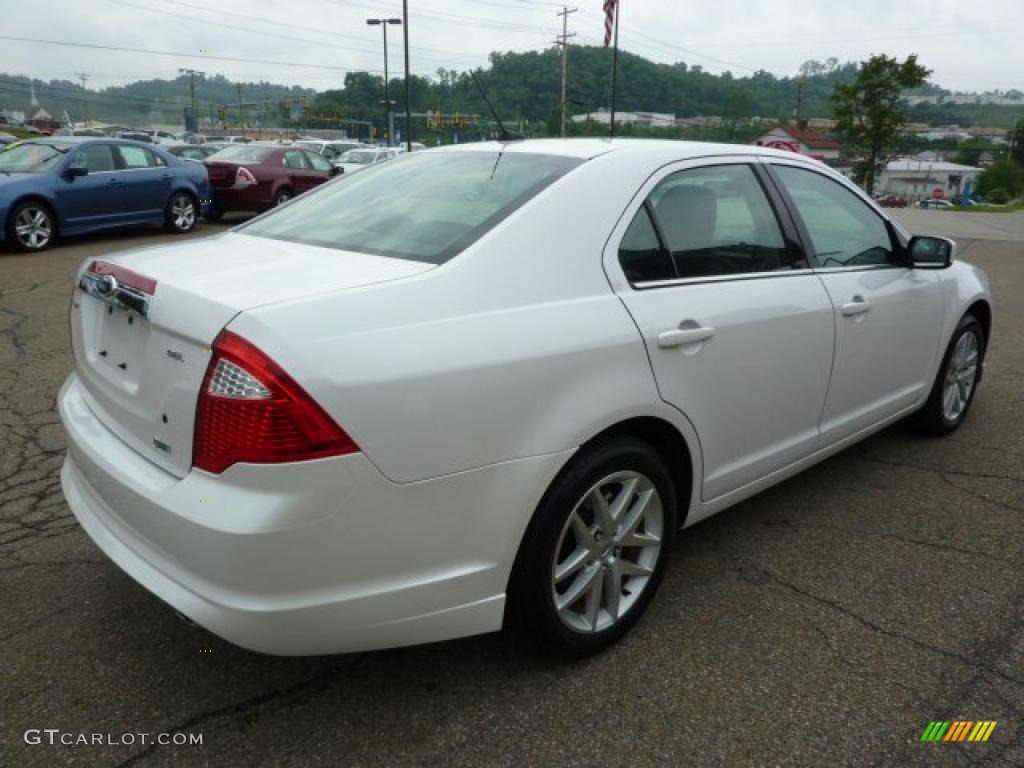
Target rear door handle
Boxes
[108,177,120,184]
[841,296,871,317]
[658,326,716,349]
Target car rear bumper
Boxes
[58,373,568,655]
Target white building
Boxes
[878,159,982,200]
[572,108,676,128]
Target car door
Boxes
[609,158,836,501]
[764,161,945,443]
[114,144,172,218]
[282,150,316,194]
[57,143,126,229]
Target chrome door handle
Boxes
[658,326,715,349]
[108,178,120,184]
[841,297,871,317]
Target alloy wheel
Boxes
[14,207,53,250]
[942,330,979,422]
[171,195,196,231]
[551,471,664,634]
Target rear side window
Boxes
[283,150,307,169]
[117,145,157,168]
[240,151,581,264]
[619,206,674,283]
[73,144,116,173]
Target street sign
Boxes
[933,188,945,200]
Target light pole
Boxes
[178,68,203,132]
[366,17,402,146]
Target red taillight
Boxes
[236,166,257,185]
[193,331,359,474]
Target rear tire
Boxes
[506,436,677,657]
[913,314,985,436]
[165,192,198,233]
[7,201,56,252]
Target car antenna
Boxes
[470,71,523,142]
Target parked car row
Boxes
[0,132,418,252]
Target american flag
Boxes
[603,0,618,47]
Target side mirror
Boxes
[63,165,88,178]
[909,236,955,269]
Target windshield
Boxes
[0,141,71,172]
[239,151,581,264]
[207,145,274,163]
[338,149,377,165]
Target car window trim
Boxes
[759,159,908,271]
[622,160,802,289]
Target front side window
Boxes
[305,151,333,172]
[771,165,899,269]
[117,145,156,169]
[618,164,795,283]
[240,151,581,264]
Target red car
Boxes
[876,194,908,208]
[203,144,339,218]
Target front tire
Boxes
[165,192,198,233]
[7,202,56,252]
[914,314,985,435]
[274,189,292,207]
[507,436,677,657]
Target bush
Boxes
[987,188,1012,205]
[977,160,1024,199]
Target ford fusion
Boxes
[59,140,992,656]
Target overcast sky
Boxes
[1,0,1021,93]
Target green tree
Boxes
[832,54,932,194]
[1010,120,1024,165]
[977,159,1024,200]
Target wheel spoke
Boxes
[616,489,655,545]
[584,571,604,630]
[589,487,613,533]
[570,511,600,555]
[555,546,590,583]
[603,565,621,621]
[616,559,653,578]
[609,476,639,527]
[557,564,598,611]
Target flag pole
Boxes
[609,0,619,138]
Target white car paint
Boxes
[59,139,992,654]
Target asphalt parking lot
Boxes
[2,211,1023,767]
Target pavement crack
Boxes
[113,657,364,767]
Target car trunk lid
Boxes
[69,233,434,477]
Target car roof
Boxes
[17,136,161,148]
[436,137,826,165]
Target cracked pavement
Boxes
[1,213,1023,767]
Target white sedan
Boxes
[333,146,403,174]
[59,140,992,656]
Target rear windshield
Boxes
[207,145,274,162]
[239,151,582,264]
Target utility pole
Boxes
[75,72,89,126]
[236,83,244,133]
[555,6,577,138]
[795,80,806,125]
[403,0,412,151]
